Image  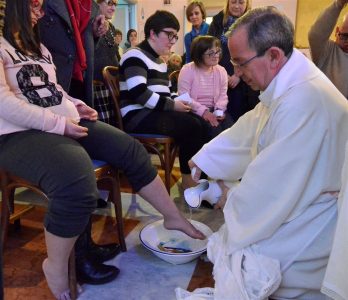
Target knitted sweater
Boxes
[178,62,228,116]
[0,37,83,136]
[308,1,348,98]
[119,40,175,130]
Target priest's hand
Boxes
[214,180,229,210]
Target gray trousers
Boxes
[0,120,156,238]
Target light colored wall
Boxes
[136,0,188,55]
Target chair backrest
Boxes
[102,66,124,131]
[169,70,180,82]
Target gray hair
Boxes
[226,6,294,57]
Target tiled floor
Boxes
[2,162,224,300]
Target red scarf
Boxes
[65,0,91,82]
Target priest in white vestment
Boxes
[189,6,348,300]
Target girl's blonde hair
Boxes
[223,0,250,26]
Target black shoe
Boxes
[88,242,121,263]
[97,198,108,208]
[76,257,120,285]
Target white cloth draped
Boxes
[321,143,348,300]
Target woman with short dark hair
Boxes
[119,10,210,190]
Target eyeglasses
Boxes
[230,49,268,69]
[161,30,179,43]
[31,0,45,18]
[204,49,222,58]
[338,32,348,42]
[104,0,118,7]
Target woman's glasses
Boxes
[31,0,45,18]
[104,0,118,7]
[161,30,179,43]
[204,49,222,58]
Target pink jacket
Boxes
[178,62,228,117]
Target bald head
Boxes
[335,13,348,52]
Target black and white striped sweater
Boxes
[119,40,175,130]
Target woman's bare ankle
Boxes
[42,258,71,300]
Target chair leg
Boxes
[163,143,171,193]
[0,184,10,254]
[68,247,77,300]
[111,175,126,252]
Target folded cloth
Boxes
[175,287,214,300]
[321,143,348,300]
[176,224,282,300]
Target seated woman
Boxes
[119,10,210,190]
[167,53,182,93]
[178,35,233,139]
[0,1,204,299]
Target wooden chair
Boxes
[102,66,178,193]
[169,70,180,94]
[0,160,125,300]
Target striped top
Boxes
[119,40,175,130]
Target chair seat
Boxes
[92,159,108,168]
[102,66,179,193]
[130,133,173,139]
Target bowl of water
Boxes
[139,219,213,265]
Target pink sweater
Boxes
[178,62,228,117]
[0,37,84,136]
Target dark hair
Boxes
[115,28,122,36]
[3,0,42,56]
[191,35,221,67]
[227,6,294,57]
[144,10,179,39]
[186,1,206,22]
[126,29,136,42]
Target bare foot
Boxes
[42,258,71,300]
[163,213,206,240]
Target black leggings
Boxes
[0,120,156,238]
[128,111,210,174]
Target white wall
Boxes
[136,0,188,55]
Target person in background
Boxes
[308,0,348,98]
[184,1,209,64]
[38,0,119,286]
[189,6,348,299]
[119,10,210,190]
[208,0,259,123]
[0,1,205,298]
[167,53,183,74]
[124,28,137,49]
[167,53,182,93]
[115,28,123,57]
[94,0,119,126]
[178,36,232,139]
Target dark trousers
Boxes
[129,111,210,174]
[0,120,156,238]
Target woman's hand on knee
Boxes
[64,119,88,139]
